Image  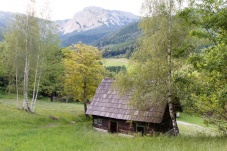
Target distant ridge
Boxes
[57,6,139,34]
[0,7,140,48]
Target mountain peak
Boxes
[83,6,104,11]
[58,6,139,34]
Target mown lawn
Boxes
[0,98,227,151]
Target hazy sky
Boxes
[0,0,144,20]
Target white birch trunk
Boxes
[23,15,30,111]
[167,0,179,135]
[32,68,42,112]
[16,67,19,109]
[14,45,19,109]
[31,53,40,112]
[31,56,43,112]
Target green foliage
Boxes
[115,0,191,109]
[101,40,135,58]
[174,0,227,134]
[95,22,140,47]
[1,0,61,111]
[95,22,140,58]
[40,48,64,101]
[62,43,106,102]
[0,42,8,91]
[105,65,126,77]
[177,45,227,134]
[60,27,118,47]
[105,66,126,73]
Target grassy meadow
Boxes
[102,58,129,67]
[0,96,227,151]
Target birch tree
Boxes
[30,1,59,112]
[4,0,60,112]
[115,0,189,135]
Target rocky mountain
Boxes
[57,6,139,35]
[0,7,140,47]
[57,6,139,47]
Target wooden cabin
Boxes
[86,79,173,135]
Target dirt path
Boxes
[177,121,205,129]
[177,121,217,136]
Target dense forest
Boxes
[94,22,140,58]
[0,0,227,135]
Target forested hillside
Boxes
[59,27,119,47]
[59,21,141,58]
[94,22,140,58]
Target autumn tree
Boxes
[62,43,106,115]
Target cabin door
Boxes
[136,125,145,135]
[109,121,118,133]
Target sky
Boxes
[0,0,144,20]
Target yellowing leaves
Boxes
[62,43,106,102]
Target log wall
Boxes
[92,115,172,135]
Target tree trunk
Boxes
[32,69,41,112]
[31,53,40,112]
[31,55,43,112]
[84,102,88,115]
[83,81,89,117]
[23,56,29,111]
[23,18,30,111]
[16,64,19,109]
[168,93,179,135]
[167,0,179,135]
[50,95,54,102]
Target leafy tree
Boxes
[175,0,227,134]
[0,41,8,92]
[40,48,64,101]
[62,43,106,116]
[3,0,60,112]
[115,0,190,135]
[105,65,126,77]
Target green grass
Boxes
[177,113,204,126]
[102,58,129,67]
[0,98,227,151]
[177,113,218,136]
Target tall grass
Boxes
[0,99,227,151]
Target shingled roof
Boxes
[86,79,167,123]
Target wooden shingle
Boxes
[86,79,167,123]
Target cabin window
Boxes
[136,125,145,135]
[94,119,102,126]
